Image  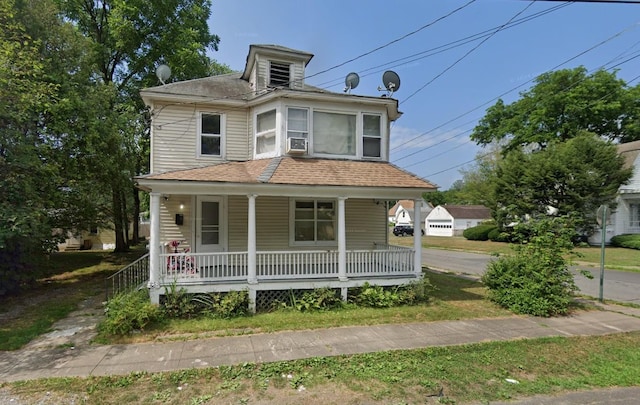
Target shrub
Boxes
[278,288,344,312]
[487,227,511,242]
[191,290,249,318]
[100,289,161,335]
[481,216,585,317]
[350,278,434,308]
[161,283,249,319]
[610,234,640,250]
[463,224,497,241]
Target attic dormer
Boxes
[241,44,314,92]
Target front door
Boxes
[196,196,225,253]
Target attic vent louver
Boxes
[269,62,290,87]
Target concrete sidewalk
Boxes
[1,303,640,385]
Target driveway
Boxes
[422,247,640,305]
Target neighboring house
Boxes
[590,140,640,244]
[425,205,492,237]
[58,222,150,251]
[136,44,436,309]
[58,228,116,251]
[388,199,433,230]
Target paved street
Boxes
[422,248,640,304]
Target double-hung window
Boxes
[292,199,336,244]
[256,109,276,155]
[363,114,381,158]
[199,113,222,156]
[287,107,308,140]
[630,203,640,228]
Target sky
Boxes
[207,0,640,190]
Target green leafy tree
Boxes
[0,0,60,294]
[54,0,230,251]
[471,67,640,152]
[493,133,631,234]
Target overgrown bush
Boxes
[278,288,344,312]
[481,216,587,317]
[350,278,434,308]
[161,283,249,319]
[100,289,161,335]
[487,227,511,242]
[610,234,640,250]
[463,224,497,241]
[190,290,249,318]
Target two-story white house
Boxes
[590,140,640,244]
[136,45,436,310]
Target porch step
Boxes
[63,244,81,251]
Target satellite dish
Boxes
[155,64,171,85]
[343,72,360,93]
[378,70,401,97]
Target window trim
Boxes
[362,113,383,159]
[289,198,338,247]
[197,111,225,158]
[254,105,279,158]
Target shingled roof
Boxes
[138,157,435,190]
[441,205,492,219]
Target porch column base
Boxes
[340,287,348,301]
[338,276,348,282]
[248,288,257,313]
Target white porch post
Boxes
[338,197,347,281]
[413,198,423,277]
[148,192,161,292]
[247,194,258,285]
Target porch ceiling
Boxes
[136,157,437,198]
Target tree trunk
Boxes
[112,187,128,252]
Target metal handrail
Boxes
[105,253,149,300]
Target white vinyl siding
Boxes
[151,104,248,172]
[345,199,387,249]
[256,196,290,250]
[159,197,193,249]
[227,195,248,251]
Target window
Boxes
[630,203,640,228]
[363,114,381,158]
[292,200,336,244]
[269,62,290,87]
[256,109,276,155]
[313,111,356,156]
[199,113,222,156]
[287,107,308,139]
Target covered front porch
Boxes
[137,158,435,310]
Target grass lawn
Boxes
[391,234,640,272]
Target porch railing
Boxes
[159,245,414,283]
[106,253,150,300]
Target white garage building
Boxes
[425,205,492,237]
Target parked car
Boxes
[393,225,414,236]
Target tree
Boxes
[492,133,632,234]
[54,0,230,251]
[0,0,60,294]
[471,67,640,152]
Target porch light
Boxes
[179,203,184,210]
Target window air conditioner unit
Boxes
[286,137,307,155]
